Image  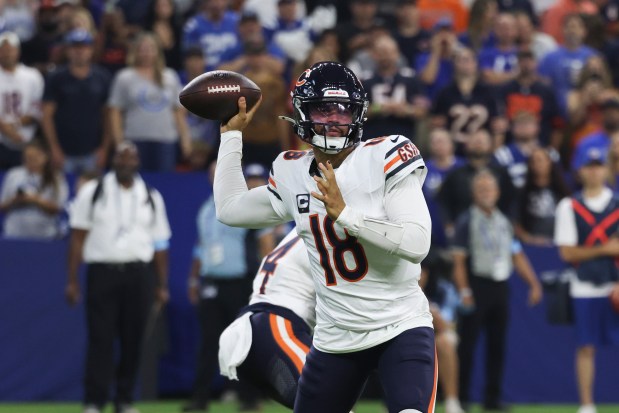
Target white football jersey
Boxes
[266,135,433,353]
[249,228,316,329]
[0,64,44,148]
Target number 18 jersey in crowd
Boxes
[266,135,433,353]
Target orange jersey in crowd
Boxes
[417,0,469,34]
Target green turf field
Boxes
[0,402,618,413]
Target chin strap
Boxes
[278,115,296,125]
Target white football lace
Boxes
[207,85,241,93]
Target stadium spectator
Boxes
[538,13,598,117]
[347,26,410,81]
[417,0,469,34]
[499,48,563,147]
[335,0,384,63]
[144,0,184,71]
[437,129,515,231]
[452,169,542,412]
[362,35,428,140]
[0,140,68,239]
[478,12,519,85]
[567,55,619,151]
[218,10,286,76]
[514,147,571,245]
[94,6,132,75]
[606,131,619,191]
[416,17,458,99]
[66,142,171,413]
[70,5,97,34]
[424,128,465,199]
[572,98,619,172]
[493,111,557,189]
[182,0,240,71]
[41,29,111,174]
[0,31,44,170]
[108,32,192,172]
[554,146,619,413]
[431,47,505,152]
[391,0,431,68]
[458,0,497,51]
[183,162,273,412]
[541,0,598,45]
[514,10,557,60]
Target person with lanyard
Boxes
[183,161,274,412]
[451,169,542,412]
[65,142,172,413]
[554,147,619,413]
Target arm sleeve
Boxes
[107,70,127,109]
[554,197,577,246]
[214,131,291,228]
[336,170,432,264]
[69,181,98,230]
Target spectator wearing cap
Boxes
[416,17,458,99]
[108,32,192,172]
[218,10,286,76]
[66,141,171,413]
[182,0,240,71]
[183,161,274,412]
[41,29,112,174]
[0,31,44,170]
[391,0,431,68]
[499,49,563,147]
[554,146,619,413]
[572,98,619,171]
[478,12,519,85]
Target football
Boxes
[179,70,262,122]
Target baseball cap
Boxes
[244,163,268,179]
[240,10,260,22]
[575,147,607,170]
[0,31,20,48]
[65,29,94,45]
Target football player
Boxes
[218,228,315,409]
[213,62,435,413]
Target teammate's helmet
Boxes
[289,62,369,154]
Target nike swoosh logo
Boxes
[390,136,400,143]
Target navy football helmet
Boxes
[282,62,369,154]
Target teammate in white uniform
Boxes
[0,31,44,168]
[214,62,436,413]
[218,228,315,408]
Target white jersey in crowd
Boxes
[0,63,44,148]
[249,228,316,329]
[266,135,433,353]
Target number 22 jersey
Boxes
[266,135,433,353]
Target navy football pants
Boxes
[294,327,437,413]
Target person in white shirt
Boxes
[0,31,44,169]
[554,147,619,413]
[213,61,435,413]
[65,142,171,413]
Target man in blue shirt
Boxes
[182,0,240,70]
[538,13,597,117]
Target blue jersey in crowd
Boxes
[182,11,240,70]
[478,47,518,74]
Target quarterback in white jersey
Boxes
[0,32,44,154]
[219,228,315,408]
[214,62,436,413]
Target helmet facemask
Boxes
[293,98,368,154]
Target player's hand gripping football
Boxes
[220,96,263,134]
[311,161,346,221]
